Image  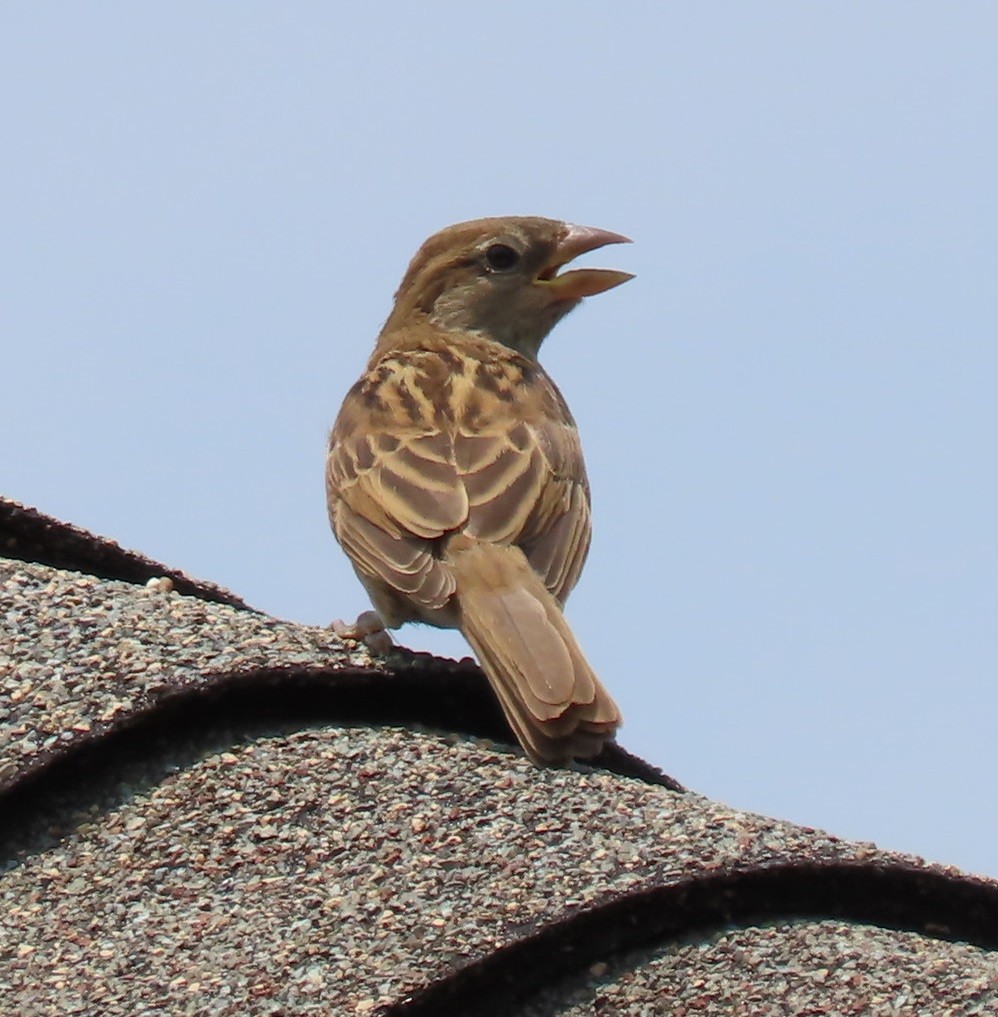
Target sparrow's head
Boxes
[383,216,633,358]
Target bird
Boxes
[326,216,633,764]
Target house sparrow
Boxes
[326,216,632,764]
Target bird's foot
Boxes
[331,610,395,655]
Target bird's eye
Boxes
[484,244,520,272]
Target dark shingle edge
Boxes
[386,648,683,789]
[0,497,254,610]
[0,662,684,849]
[383,860,998,1017]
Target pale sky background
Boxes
[3,4,996,878]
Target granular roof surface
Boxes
[1,497,995,1015]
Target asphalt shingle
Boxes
[1,497,995,1015]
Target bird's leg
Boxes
[331,610,395,655]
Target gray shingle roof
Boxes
[2,496,996,1015]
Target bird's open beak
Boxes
[536,224,634,301]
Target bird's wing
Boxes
[327,416,465,613]
[328,352,591,613]
[457,410,591,605]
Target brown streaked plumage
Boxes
[326,216,632,763]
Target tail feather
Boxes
[447,539,621,764]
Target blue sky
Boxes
[3,4,996,877]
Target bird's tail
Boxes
[445,538,621,764]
